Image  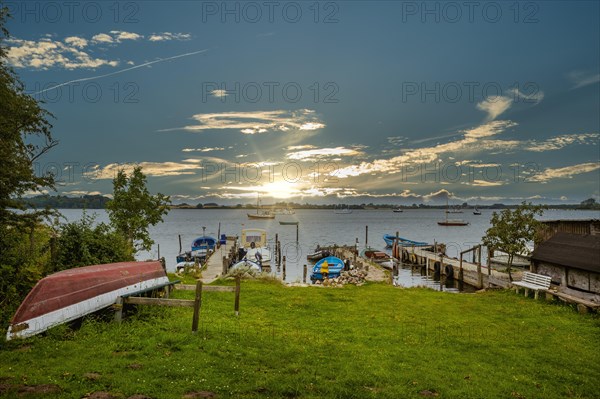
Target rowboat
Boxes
[310,256,346,281]
[383,234,429,248]
[360,248,395,269]
[279,220,299,225]
[6,261,169,340]
[437,219,469,226]
[307,249,330,262]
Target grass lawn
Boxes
[0,279,599,398]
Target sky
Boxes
[4,0,600,205]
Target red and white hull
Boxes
[6,261,169,340]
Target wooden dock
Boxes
[201,238,236,284]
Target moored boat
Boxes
[240,228,272,267]
[383,234,429,248]
[310,256,345,281]
[360,248,395,269]
[437,219,469,226]
[6,261,169,340]
[230,259,262,272]
[175,235,217,265]
[279,220,299,225]
[473,207,482,215]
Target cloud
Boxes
[86,161,204,179]
[148,32,192,42]
[182,147,225,152]
[529,162,600,182]
[476,96,513,121]
[92,31,143,44]
[210,89,228,98]
[286,147,363,161]
[332,120,517,178]
[568,70,600,89]
[163,109,326,134]
[64,36,88,48]
[507,87,545,103]
[526,133,599,152]
[7,37,119,69]
[286,145,316,150]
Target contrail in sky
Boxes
[34,48,209,95]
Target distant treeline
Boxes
[23,194,110,209]
[21,195,600,210]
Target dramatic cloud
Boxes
[164,109,326,134]
[332,120,517,178]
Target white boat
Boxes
[240,228,272,267]
[333,204,352,214]
[230,259,262,272]
[247,194,275,219]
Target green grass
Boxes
[1,280,598,398]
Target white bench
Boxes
[513,272,552,299]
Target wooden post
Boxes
[114,296,123,323]
[303,264,307,283]
[296,223,299,242]
[459,253,464,282]
[178,234,182,254]
[192,280,203,333]
[217,222,221,248]
[282,256,287,280]
[234,277,241,316]
[222,256,228,275]
[477,261,483,289]
[365,225,368,248]
[275,234,279,264]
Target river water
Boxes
[58,208,599,285]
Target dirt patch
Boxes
[17,384,62,395]
[83,373,102,381]
[127,363,143,370]
[83,392,121,399]
[127,395,153,399]
[182,392,217,399]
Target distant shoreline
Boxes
[20,194,600,211]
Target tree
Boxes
[53,212,133,272]
[106,166,170,252]
[482,202,546,281]
[0,7,58,228]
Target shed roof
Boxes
[532,232,600,273]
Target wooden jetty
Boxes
[202,236,237,283]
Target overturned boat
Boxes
[6,261,169,340]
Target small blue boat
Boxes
[310,256,345,282]
[383,234,429,248]
[176,235,217,264]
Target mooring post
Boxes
[282,256,287,281]
[217,222,221,248]
[157,244,160,260]
[222,255,228,276]
[234,277,241,316]
[303,264,307,283]
[114,296,123,324]
[296,224,299,242]
[178,234,182,254]
[365,225,368,248]
[192,280,203,333]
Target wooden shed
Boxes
[531,232,600,303]
[537,219,600,242]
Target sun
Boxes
[258,181,301,199]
